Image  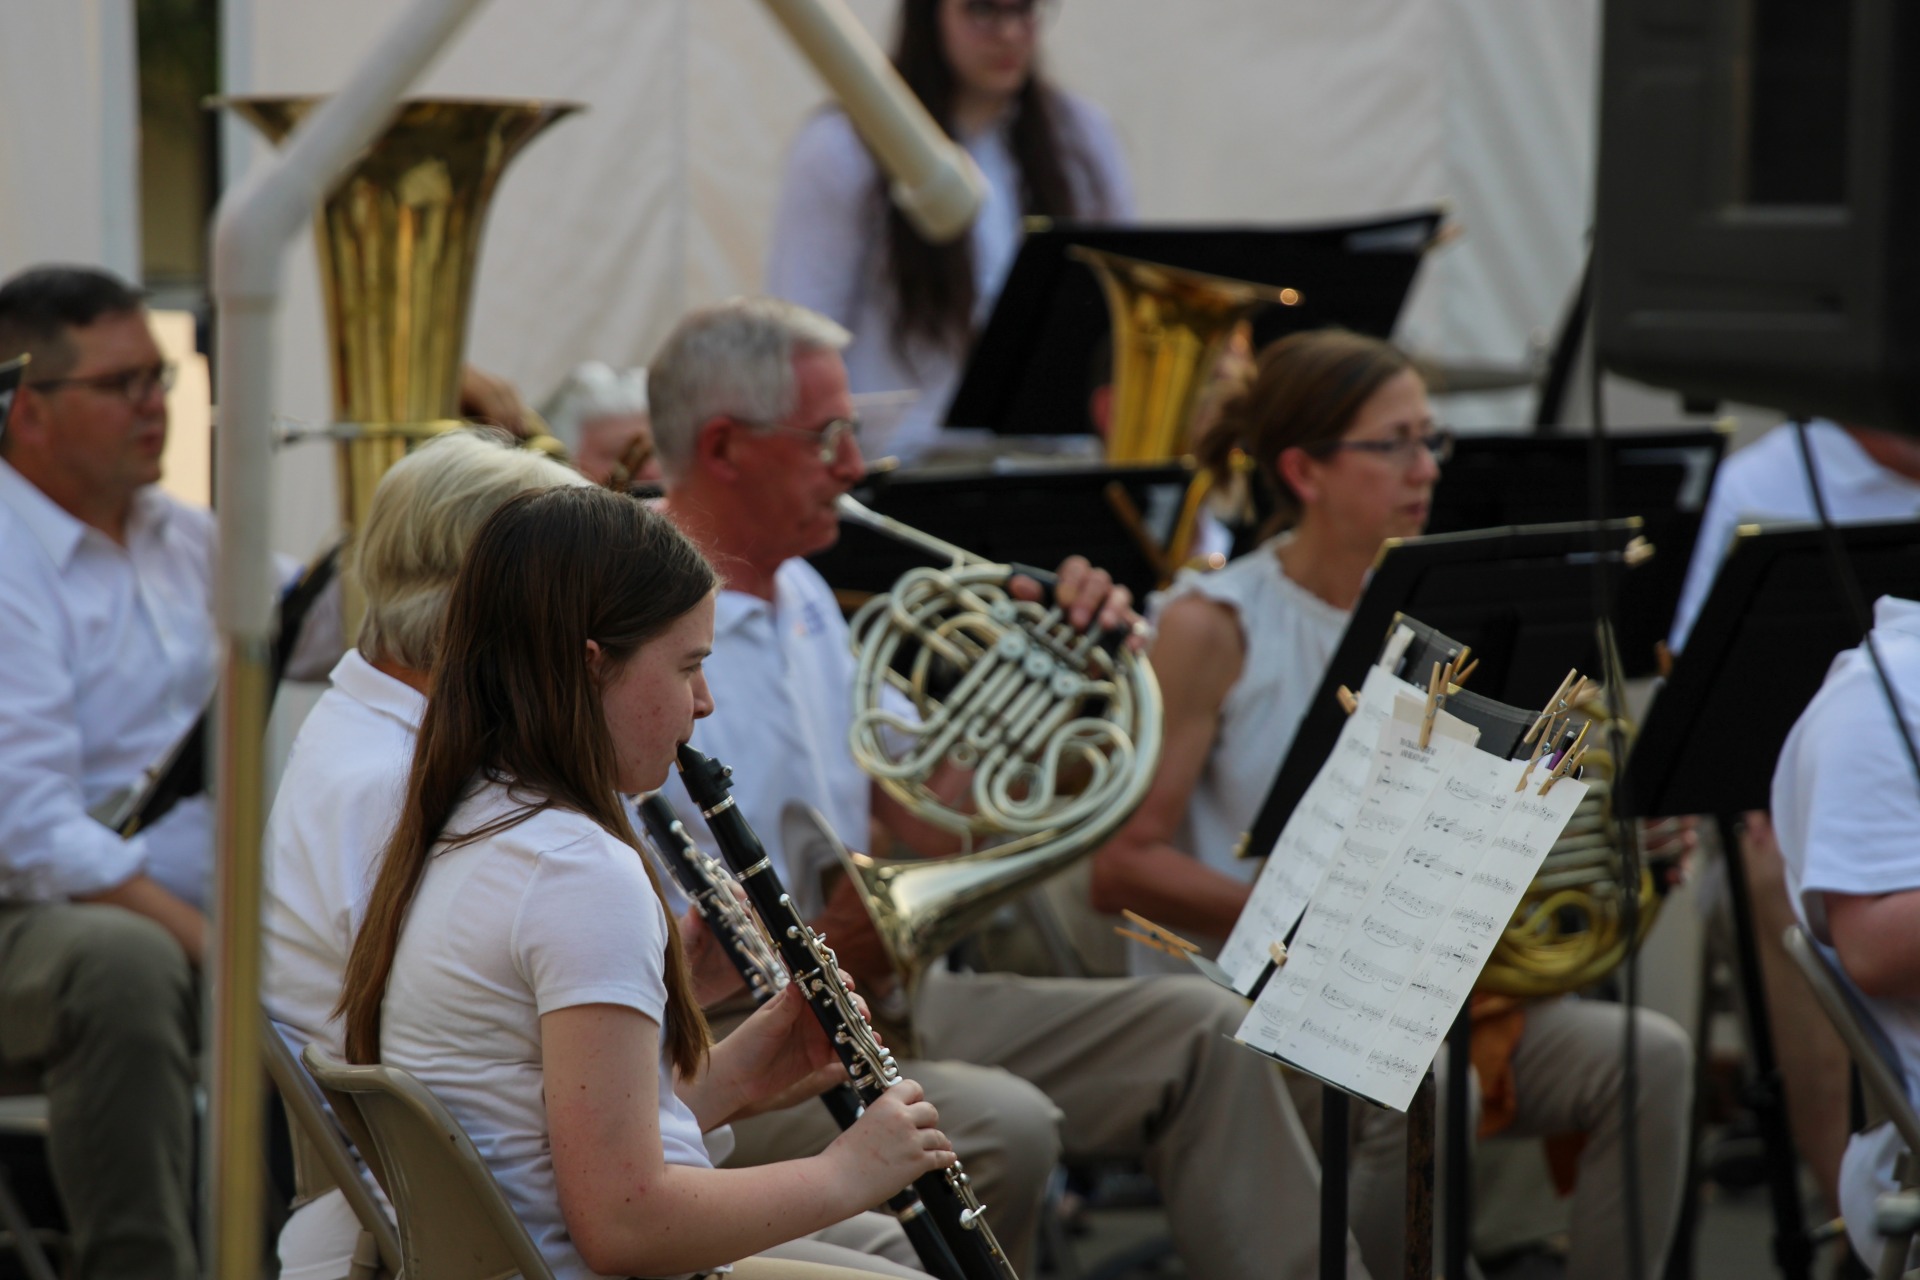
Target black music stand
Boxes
[1424,428,1729,677]
[1616,518,1920,1280]
[945,210,1443,437]
[1231,524,1639,1280]
[807,460,1193,602]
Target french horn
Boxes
[834,494,1163,990]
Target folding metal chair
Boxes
[263,1017,400,1279]
[300,1044,554,1280]
[0,1081,60,1280]
[1783,924,1920,1280]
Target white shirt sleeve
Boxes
[766,111,882,331]
[512,830,673,1022]
[1775,664,1920,941]
[0,584,146,899]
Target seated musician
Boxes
[649,295,1375,1280]
[0,265,205,1279]
[263,431,931,1277]
[1090,328,1694,1280]
[334,485,950,1279]
[1773,594,1920,1269]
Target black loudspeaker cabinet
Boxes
[1595,0,1920,435]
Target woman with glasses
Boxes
[1089,328,1692,1280]
[766,0,1132,464]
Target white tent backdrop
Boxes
[0,0,1601,556]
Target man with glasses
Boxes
[0,265,203,1280]
[648,296,1373,1279]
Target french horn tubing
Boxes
[835,494,1163,990]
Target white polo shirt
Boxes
[0,459,217,905]
[1773,595,1920,1265]
[1670,421,1920,652]
[382,780,709,1280]
[657,558,870,919]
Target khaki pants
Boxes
[0,902,198,1280]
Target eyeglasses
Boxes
[27,361,177,404]
[752,416,862,465]
[1309,428,1454,467]
[959,0,1057,32]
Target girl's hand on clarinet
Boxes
[826,1077,956,1204]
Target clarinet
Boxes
[635,793,964,1280]
[672,745,1020,1280]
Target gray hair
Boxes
[540,361,649,454]
[352,428,589,670]
[646,297,850,480]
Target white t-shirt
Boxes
[1670,421,1920,652]
[1772,595,1920,1266]
[657,558,870,919]
[766,94,1135,464]
[381,779,708,1280]
[1130,544,1349,974]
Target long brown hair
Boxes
[885,0,1095,354]
[1196,329,1415,540]
[338,486,718,1076]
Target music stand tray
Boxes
[1618,517,1920,819]
[945,210,1444,437]
[1246,520,1642,863]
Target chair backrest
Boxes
[301,1044,556,1280]
[262,1015,401,1277]
[1782,924,1920,1159]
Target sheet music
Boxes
[1234,707,1587,1111]
[1215,665,1418,992]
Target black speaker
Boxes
[1595,0,1920,434]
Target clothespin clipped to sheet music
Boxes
[1115,909,1202,960]
[1515,715,1561,792]
[1336,685,1359,715]
[1419,661,1446,748]
[1269,940,1290,969]
[1232,831,1255,860]
[1450,656,1479,689]
[1538,722,1592,795]
[1524,668,1580,745]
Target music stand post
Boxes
[1618,518,1920,1280]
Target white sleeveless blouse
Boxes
[1131,543,1350,974]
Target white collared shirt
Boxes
[0,459,217,904]
[1670,421,1920,652]
[1772,595,1920,1264]
[656,558,870,920]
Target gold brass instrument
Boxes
[834,494,1162,991]
[222,95,575,633]
[1477,694,1662,998]
[1060,243,1297,575]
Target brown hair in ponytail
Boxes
[1195,329,1414,540]
[338,486,718,1076]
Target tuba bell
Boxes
[833,495,1163,991]
[221,95,576,634]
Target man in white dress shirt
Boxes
[648,296,1382,1280]
[0,266,205,1280]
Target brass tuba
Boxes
[222,95,576,633]
[834,494,1163,991]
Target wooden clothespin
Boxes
[1539,724,1592,795]
[1515,722,1554,792]
[1419,661,1445,749]
[1115,909,1201,959]
[1336,685,1359,715]
[1450,657,1479,689]
[1269,940,1290,968]
[1524,669,1579,745]
[1564,676,1592,709]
